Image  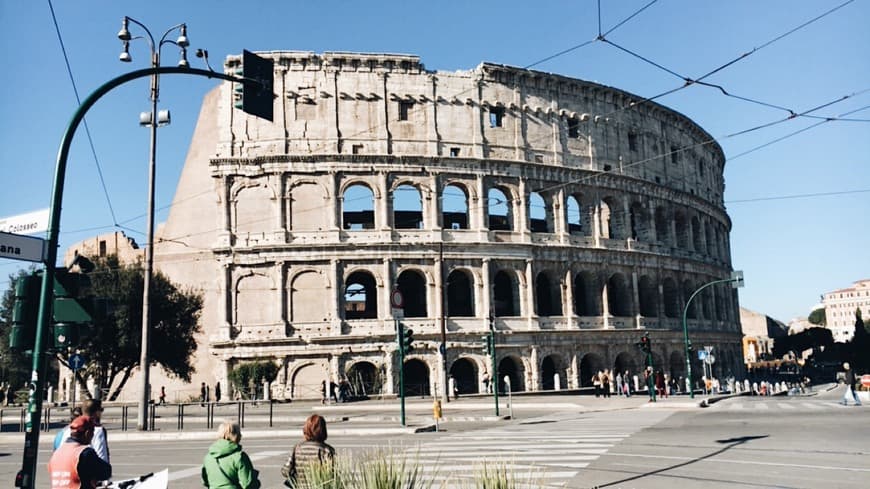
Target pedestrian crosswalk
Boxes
[395,410,673,488]
[712,400,860,412]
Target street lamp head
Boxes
[119,42,132,63]
[117,17,132,41]
[177,48,189,68]
[176,24,189,48]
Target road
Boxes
[0,387,866,488]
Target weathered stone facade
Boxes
[152,52,743,400]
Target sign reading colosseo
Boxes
[0,208,49,235]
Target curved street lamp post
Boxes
[682,271,744,399]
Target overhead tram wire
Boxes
[726,189,870,205]
[46,0,119,227]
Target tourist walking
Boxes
[202,420,261,488]
[48,415,112,488]
[841,362,862,406]
[282,414,336,488]
[592,371,602,398]
[602,369,612,398]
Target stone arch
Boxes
[442,183,469,230]
[493,269,520,317]
[286,180,330,231]
[691,215,702,252]
[234,270,275,326]
[638,275,658,317]
[288,269,329,323]
[446,268,475,317]
[613,352,638,377]
[342,183,375,230]
[487,187,513,231]
[607,272,632,317]
[497,356,525,393]
[579,352,605,387]
[290,361,328,399]
[705,221,716,257]
[535,271,562,317]
[599,197,618,239]
[663,277,679,318]
[392,183,423,229]
[669,350,686,379]
[232,183,274,235]
[675,211,689,249]
[573,271,599,316]
[654,206,670,246]
[628,201,649,240]
[528,191,551,233]
[396,268,428,318]
[449,357,479,395]
[345,361,381,396]
[566,194,582,234]
[403,358,430,397]
[541,354,568,390]
[344,269,378,319]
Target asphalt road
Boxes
[0,387,866,488]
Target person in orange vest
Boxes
[48,415,112,488]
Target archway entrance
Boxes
[403,359,430,397]
[497,357,524,393]
[346,361,380,397]
[579,353,604,387]
[449,358,478,395]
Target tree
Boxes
[773,327,833,359]
[60,255,203,400]
[807,307,826,326]
[228,360,279,399]
[850,308,869,372]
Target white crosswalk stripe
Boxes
[396,410,672,488]
[719,400,854,412]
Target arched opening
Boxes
[629,202,647,240]
[541,355,566,390]
[573,271,598,316]
[288,182,328,231]
[289,271,327,323]
[449,358,478,395]
[691,216,702,252]
[705,222,716,257]
[675,212,688,249]
[607,273,632,317]
[442,184,469,230]
[291,362,328,400]
[529,192,549,232]
[235,273,274,326]
[663,277,679,318]
[566,195,582,234]
[669,351,685,379]
[535,272,561,317]
[397,269,427,318]
[700,286,713,320]
[342,183,375,230]
[613,352,638,378]
[403,359,430,397]
[488,187,512,231]
[497,356,524,393]
[654,207,669,245]
[393,184,423,229]
[638,275,658,317]
[599,199,612,239]
[344,270,377,319]
[493,270,518,317]
[446,269,474,317]
[233,185,272,235]
[579,353,605,387]
[346,361,381,397]
[682,280,697,319]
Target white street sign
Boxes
[0,208,49,235]
[0,231,45,263]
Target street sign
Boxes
[697,350,708,361]
[390,288,404,309]
[705,354,716,365]
[0,231,45,263]
[862,374,870,388]
[0,208,49,235]
[68,353,86,372]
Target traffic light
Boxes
[481,333,493,356]
[51,268,94,350]
[233,50,274,121]
[636,333,651,353]
[9,272,42,352]
[401,326,414,354]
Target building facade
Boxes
[149,52,743,400]
[823,279,870,342]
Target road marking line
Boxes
[603,452,870,472]
[168,450,285,481]
[777,402,796,410]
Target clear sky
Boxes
[1,1,867,323]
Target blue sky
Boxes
[1,1,867,323]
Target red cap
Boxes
[68,415,95,438]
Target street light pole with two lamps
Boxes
[117,16,189,431]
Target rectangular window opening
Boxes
[449,147,460,157]
[628,133,638,152]
[399,100,414,121]
[671,146,680,164]
[99,240,107,257]
[352,144,364,155]
[489,107,505,128]
[568,118,580,138]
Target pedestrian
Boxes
[282,414,336,488]
[338,378,350,403]
[201,382,208,406]
[592,371,602,398]
[482,373,490,393]
[320,380,327,404]
[202,420,261,488]
[59,399,110,463]
[841,362,862,406]
[615,372,623,397]
[623,370,631,397]
[53,406,83,451]
[215,382,222,403]
[655,370,666,398]
[602,369,612,398]
[159,386,167,405]
[48,415,112,488]
[330,380,339,403]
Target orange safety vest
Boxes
[48,442,88,489]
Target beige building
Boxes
[121,52,747,400]
[739,307,788,365]
[823,279,870,342]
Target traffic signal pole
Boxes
[396,319,406,426]
[15,65,267,488]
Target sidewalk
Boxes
[0,390,708,445]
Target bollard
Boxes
[432,399,442,432]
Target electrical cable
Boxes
[46,0,119,226]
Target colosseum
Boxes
[148,51,744,400]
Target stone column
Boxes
[530,346,540,391]
[327,69,341,154]
[481,258,492,320]
[383,258,393,321]
[220,263,233,340]
[331,259,342,331]
[525,259,535,329]
[378,172,390,231]
[428,74,440,156]
[631,270,640,328]
[564,269,574,329]
[517,180,529,240]
[379,72,390,154]
[476,175,488,239]
[329,172,340,231]
[473,77,485,158]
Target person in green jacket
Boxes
[201,420,261,488]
